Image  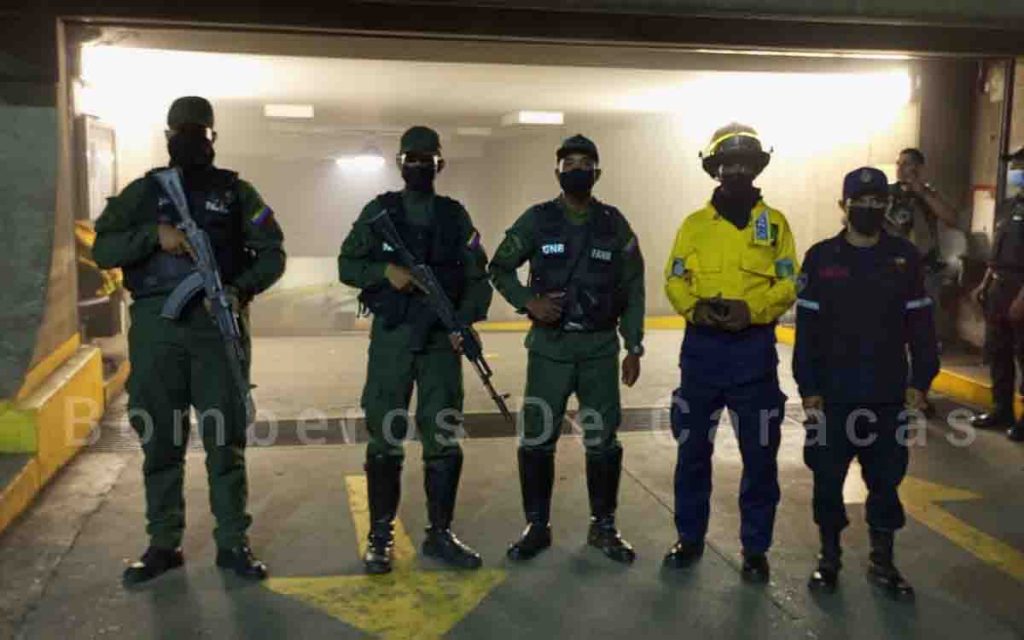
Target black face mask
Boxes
[848,205,887,236]
[559,168,597,196]
[720,172,755,195]
[167,130,214,169]
[402,165,436,192]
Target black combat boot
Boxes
[123,546,184,586]
[585,448,636,564]
[663,539,705,569]
[867,528,915,601]
[363,455,402,575]
[422,454,482,569]
[741,552,771,584]
[808,529,842,593]
[971,406,1015,430]
[507,448,555,562]
[216,544,268,580]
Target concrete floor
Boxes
[247,330,801,419]
[1,332,1023,639]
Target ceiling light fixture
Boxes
[501,111,564,126]
[264,104,315,119]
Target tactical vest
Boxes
[528,199,624,332]
[359,192,467,329]
[993,196,1024,274]
[123,168,248,298]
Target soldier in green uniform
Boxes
[489,134,645,564]
[93,97,286,585]
[338,126,493,574]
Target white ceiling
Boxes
[78,44,913,160]
[80,45,720,120]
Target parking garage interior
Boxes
[2,10,1024,638]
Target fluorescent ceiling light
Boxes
[264,104,315,119]
[456,127,493,137]
[501,111,564,126]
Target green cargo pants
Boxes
[126,297,252,550]
[520,351,622,455]
[361,341,464,461]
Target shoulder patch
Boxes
[671,257,686,278]
[250,205,274,227]
[796,272,809,294]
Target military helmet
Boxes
[700,122,771,178]
[167,96,215,130]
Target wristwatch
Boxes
[628,344,645,357]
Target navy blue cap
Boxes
[843,167,889,201]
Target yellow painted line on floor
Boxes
[901,477,1024,583]
[847,474,1024,583]
[265,475,506,639]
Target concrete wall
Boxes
[0,15,64,399]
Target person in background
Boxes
[970,148,1024,442]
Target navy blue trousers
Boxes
[804,403,909,533]
[670,374,785,554]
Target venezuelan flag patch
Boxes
[467,229,482,251]
[251,205,274,226]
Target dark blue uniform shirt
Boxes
[793,231,940,404]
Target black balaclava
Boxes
[402,164,437,193]
[168,128,215,171]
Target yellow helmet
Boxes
[700,123,771,178]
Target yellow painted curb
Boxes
[16,334,80,403]
[0,342,106,537]
[0,458,41,536]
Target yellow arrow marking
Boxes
[843,469,1024,582]
[899,477,1024,582]
[265,476,507,639]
